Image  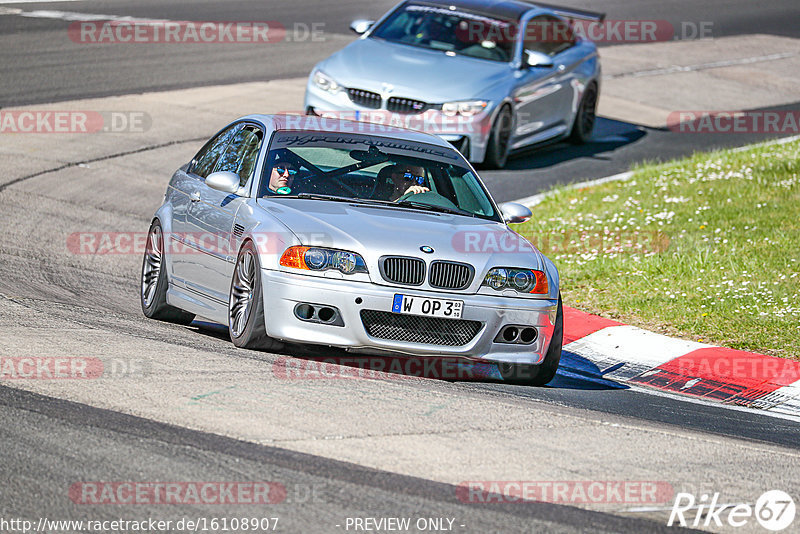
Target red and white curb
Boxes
[519,135,800,418]
[558,306,800,418]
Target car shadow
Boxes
[191,320,626,391]
[549,350,629,390]
[503,117,647,170]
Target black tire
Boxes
[228,241,282,351]
[498,294,563,386]
[569,83,598,144]
[483,105,513,169]
[140,220,196,325]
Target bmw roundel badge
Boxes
[420,246,434,254]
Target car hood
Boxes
[257,198,546,292]
[319,37,512,103]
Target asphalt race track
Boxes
[1,1,799,533]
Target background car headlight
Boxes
[482,267,548,294]
[280,246,367,274]
[441,100,488,117]
[312,70,342,94]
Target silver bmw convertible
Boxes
[141,115,562,385]
[304,0,603,168]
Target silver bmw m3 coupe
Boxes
[141,115,563,385]
[304,0,603,168]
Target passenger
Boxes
[266,162,297,194]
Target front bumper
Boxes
[304,82,494,164]
[262,268,557,365]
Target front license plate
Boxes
[392,294,463,319]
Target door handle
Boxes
[189,191,201,202]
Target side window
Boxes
[213,127,263,186]
[190,124,243,179]
[448,168,493,216]
[524,15,575,57]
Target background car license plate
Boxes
[392,294,463,319]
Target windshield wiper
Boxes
[292,194,400,207]
[293,193,356,202]
[395,200,475,217]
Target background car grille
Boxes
[360,310,482,346]
[380,256,425,286]
[387,97,429,114]
[347,88,382,109]
[429,261,473,290]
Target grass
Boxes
[512,139,800,359]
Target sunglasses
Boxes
[275,164,297,176]
[402,171,425,185]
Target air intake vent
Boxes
[232,224,245,238]
[429,261,474,290]
[379,256,425,286]
[387,97,429,114]
[347,88,382,109]
[361,310,482,346]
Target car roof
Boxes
[242,114,455,149]
[406,0,541,21]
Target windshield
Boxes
[259,130,501,222]
[370,3,517,63]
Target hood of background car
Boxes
[257,198,545,291]
[319,37,512,103]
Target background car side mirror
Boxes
[205,171,240,194]
[524,50,554,68]
[349,19,375,35]
[500,202,532,224]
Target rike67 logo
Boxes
[668,490,795,531]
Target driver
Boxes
[379,164,430,201]
[266,161,297,195]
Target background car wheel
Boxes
[498,294,563,386]
[140,221,196,325]
[228,241,282,351]
[569,83,598,144]
[483,105,513,169]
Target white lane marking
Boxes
[16,9,172,23]
[511,134,800,208]
[513,171,633,207]
[0,0,81,4]
[606,52,797,80]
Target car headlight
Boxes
[280,246,367,274]
[441,100,488,117]
[312,70,342,94]
[482,267,548,294]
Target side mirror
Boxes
[349,19,374,35]
[205,171,240,194]
[500,202,532,224]
[524,50,554,68]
